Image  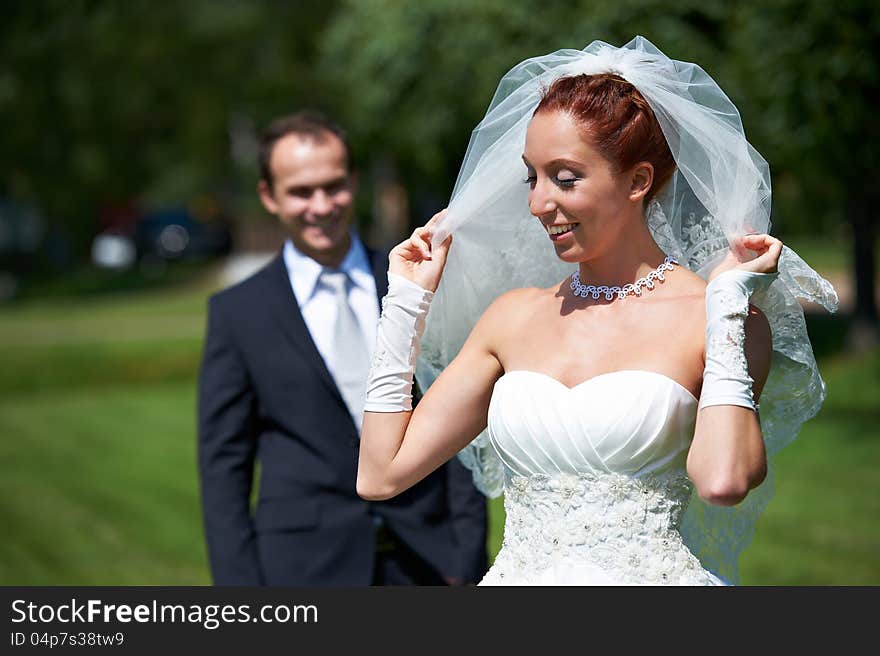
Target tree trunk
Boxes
[848,193,879,350]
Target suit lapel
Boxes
[264,245,389,412]
[263,254,343,401]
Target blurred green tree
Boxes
[724,0,879,341]
[318,0,727,204]
[3,0,876,336]
[0,0,339,260]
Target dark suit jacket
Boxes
[197,247,488,585]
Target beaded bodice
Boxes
[480,370,724,585]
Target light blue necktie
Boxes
[320,268,370,431]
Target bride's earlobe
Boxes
[629,163,654,201]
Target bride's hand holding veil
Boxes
[389,209,452,292]
[688,232,780,507]
[709,233,783,281]
[358,206,501,501]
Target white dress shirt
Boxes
[282,235,379,382]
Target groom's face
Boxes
[258,131,357,267]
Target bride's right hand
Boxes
[388,209,452,292]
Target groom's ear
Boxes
[629,162,654,202]
[258,179,280,215]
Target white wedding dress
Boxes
[478,369,726,586]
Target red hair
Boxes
[535,74,675,203]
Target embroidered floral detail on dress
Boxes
[480,471,722,585]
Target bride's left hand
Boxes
[708,233,783,281]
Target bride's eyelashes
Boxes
[554,175,578,188]
[521,172,581,189]
[553,167,581,188]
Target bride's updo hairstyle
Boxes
[535,73,676,204]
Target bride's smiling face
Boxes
[523,110,639,263]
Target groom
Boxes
[197,110,488,585]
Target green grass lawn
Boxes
[0,272,877,585]
[0,278,215,584]
[0,382,209,585]
[738,349,880,584]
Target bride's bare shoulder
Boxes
[661,266,707,306]
[478,286,547,324]
[466,287,544,351]
[675,266,708,292]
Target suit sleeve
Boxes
[197,295,263,585]
[445,456,489,584]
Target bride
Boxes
[356,37,837,585]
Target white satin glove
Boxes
[700,269,777,411]
[363,273,434,413]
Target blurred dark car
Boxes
[0,198,46,265]
[0,198,48,298]
[135,206,232,261]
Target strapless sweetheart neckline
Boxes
[497,369,699,402]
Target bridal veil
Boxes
[416,36,838,583]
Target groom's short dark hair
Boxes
[258,110,354,188]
